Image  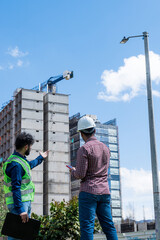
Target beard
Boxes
[25,148,30,156]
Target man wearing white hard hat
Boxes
[70,116,118,240]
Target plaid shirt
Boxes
[71,136,110,195]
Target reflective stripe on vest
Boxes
[5,188,34,198]
[5,157,31,178]
[3,178,31,187]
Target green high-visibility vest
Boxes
[3,154,35,205]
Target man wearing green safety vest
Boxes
[3,132,48,240]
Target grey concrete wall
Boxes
[43,93,70,215]
[21,89,44,215]
[137,222,147,231]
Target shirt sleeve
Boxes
[28,155,44,169]
[71,146,88,179]
[106,145,110,168]
[9,163,25,214]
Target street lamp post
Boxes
[120,32,160,239]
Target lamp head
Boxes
[63,70,74,80]
[120,36,129,44]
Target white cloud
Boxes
[17,60,23,67]
[152,90,160,97]
[120,167,160,220]
[7,46,28,58]
[98,51,160,102]
[0,66,3,70]
[8,64,14,70]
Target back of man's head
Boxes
[15,132,34,150]
[80,127,95,137]
[77,116,96,138]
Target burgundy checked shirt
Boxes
[71,136,110,195]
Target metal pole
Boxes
[143,31,160,239]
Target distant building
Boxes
[69,113,122,223]
[94,221,156,239]
[0,88,70,215]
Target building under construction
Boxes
[0,71,122,224]
[0,88,70,215]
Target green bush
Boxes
[32,196,101,240]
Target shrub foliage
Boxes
[0,165,8,236]
[32,196,101,240]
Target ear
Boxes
[81,132,85,140]
[25,144,29,150]
[80,131,83,137]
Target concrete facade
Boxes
[0,89,70,216]
[12,89,44,215]
[43,93,70,215]
[0,100,13,160]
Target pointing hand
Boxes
[39,150,49,159]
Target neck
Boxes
[82,134,94,142]
[16,149,25,157]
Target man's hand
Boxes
[70,167,76,172]
[39,150,49,159]
[20,212,29,223]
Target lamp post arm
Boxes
[120,34,144,44]
[128,34,144,39]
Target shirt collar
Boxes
[13,150,26,160]
[85,136,97,143]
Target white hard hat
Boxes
[77,116,96,132]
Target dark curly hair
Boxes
[15,132,34,150]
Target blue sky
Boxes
[1,0,160,220]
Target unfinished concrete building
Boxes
[0,88,70,215]
[43,93,70,214]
